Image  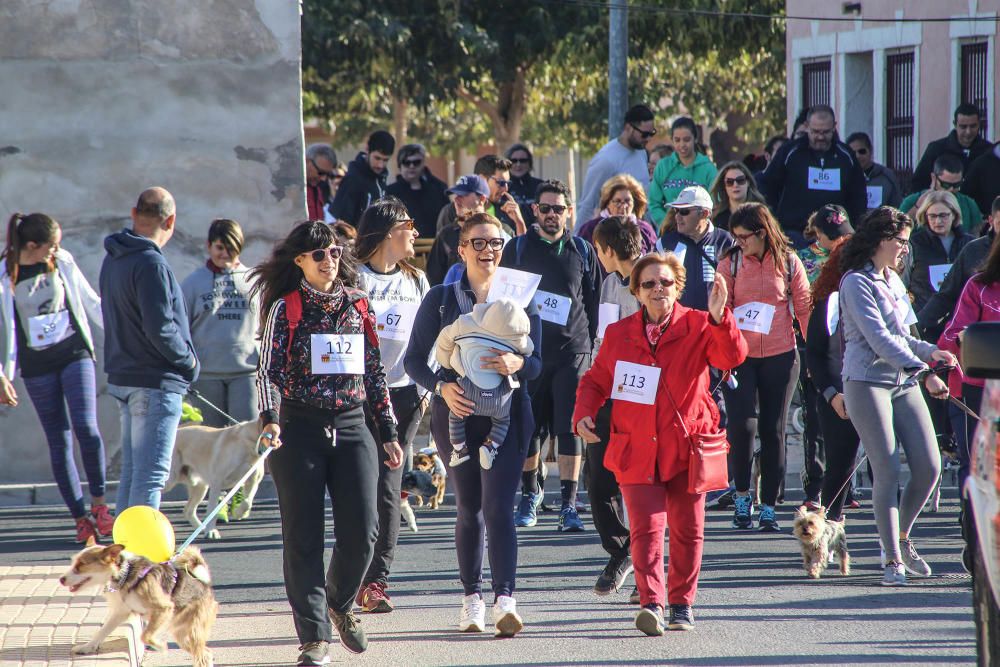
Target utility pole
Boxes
[608,0,628,139]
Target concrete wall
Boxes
[0,1,304,485]
[786,1,998,166]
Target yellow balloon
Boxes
[112,506,175,562]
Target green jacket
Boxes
[649,153,718,227]
[900,189,982,233]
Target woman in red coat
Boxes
[574,252,748,636]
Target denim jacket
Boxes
[839,263,937,386]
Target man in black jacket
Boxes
[962,142,1000,217]
[436,154,525,235]
[506,143,543,223]
[912,103,991,192]
[758,105,866,248]
[329,130,395,225]
[385,143,449,238]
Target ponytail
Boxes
[2,213,60,284]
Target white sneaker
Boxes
[479,445,498,470]
[458,593,485,632]
[492,595,523,637]
[450,447,470,468]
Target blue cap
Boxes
[448,174,489,198]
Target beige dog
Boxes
[165,420,265,540]
[61,542,217,666]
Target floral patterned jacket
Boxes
[256,279,397,442]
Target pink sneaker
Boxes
[91,504,115,537]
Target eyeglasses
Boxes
[674,207,701,217]
[936,177,963,190]
[400,158,423,168]
[889,235,910,245]
[537,203,568,215]
[926,212,954,222]
[853,148,869,156]
[630,123,657,139]
[394,219,416,230]
[490,177,511,188]
[460,237,505,252]
[310,159,334,178]
[639,277,675,290]
[509,157,530,165]
[302,246,344,262]
[724,176,748,187]
[732,230,759,242]
[609,198,633,207]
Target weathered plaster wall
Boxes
[0,1,304,485]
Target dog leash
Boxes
[186,388,241,427]
[172,434,274,558]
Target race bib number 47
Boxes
[733,301,776,335]
[311,334,364,375]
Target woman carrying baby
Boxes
[252,221,403,664]
[404,212,542,637]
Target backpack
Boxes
[729,248,797,315]
[282,289,379,363]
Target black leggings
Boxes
[816,396,861,521]
[364,384,426,588]
[270,404,378,644]
[586,401,630,559]
[723,349,799,506]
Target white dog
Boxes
[164,420,265,540]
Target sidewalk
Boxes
[0,565,143,666]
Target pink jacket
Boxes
[937,274,1000,394]
[718,249,812,358]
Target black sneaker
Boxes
[330,610,368,654]
[668,604,694,631]
[594,555,633,596]
[297,640,330,666]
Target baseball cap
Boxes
[448,175,489,198]
[669,186,714,210]
[806,204,854,240]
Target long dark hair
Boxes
[723,202,792,270]
[839,206,912,273]
[249,220,359,330]
[353,197,420,281]
[3,213,60,284]
[974,233,1000,286]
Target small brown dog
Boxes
[61,542,217,666]
[413,449,447,509]
[792,506,850,579]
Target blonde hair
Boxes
[915,190,962,230]
[629,252,687,296]
[598,174,648,219]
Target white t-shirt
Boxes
[359,264,430,388]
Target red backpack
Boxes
[282,290,379,363]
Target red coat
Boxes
[573,303,748,486]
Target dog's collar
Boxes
[105,559,179,595]
[106,560,132,593]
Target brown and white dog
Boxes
[412,449,447,510]
[164,420,266,539]
[60,542,217,666]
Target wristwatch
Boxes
[434,380,444,397]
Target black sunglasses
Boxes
[639,277,675,290]
[401,158,423,168]
[303,246,344,262]
[937,177,963,190]
[630,123,657,139]
[537,203,568,215]
[491,177,511,188]
[724,176,748,186]
[460,237,505,252]
[509,157,530,165]
[310,159,334,178]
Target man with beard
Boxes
[912,103,991,192]
[759,105,866,248]
[500,180,600,532]
[329,130,395,225]
[576,105,655,227]
[436,155,525,236]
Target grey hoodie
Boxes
[181,264,259,377]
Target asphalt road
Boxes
[0,481,976,666]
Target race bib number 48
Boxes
[534,289,571,326]
[610,360,660,405]
[310,333,364,375]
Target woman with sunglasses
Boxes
[575,174,657,254]
[838,206,957,586]
[574,253,747,635]
[351,198,430,614]
[708,161,767,231]
[648,117,718,229]
[718,203,813,532]
[405,212,542,638]
[252,221,403,663]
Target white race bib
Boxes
[534,289,571,326]
[310,334,364,375]
[733,301,776,335]
[372,302,418,341]
[487,268,541,309]
[826,292,840,336]
[597,303,621,339]
[928,263,952,293]
[610,360,660,405]
[27,310,72,349]
[672,241,687,264]
[808,167,841,191]
[866,185,883,209]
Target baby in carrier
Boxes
[435,298,533,470]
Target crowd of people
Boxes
[1,99,997,664]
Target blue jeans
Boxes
[22,358,107,518]
[108,384,182,511]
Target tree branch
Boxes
[456,84,500,127]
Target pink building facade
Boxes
[786,0,997,190]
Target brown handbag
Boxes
[663,385,730,494]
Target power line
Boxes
[542,0,1000,24]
